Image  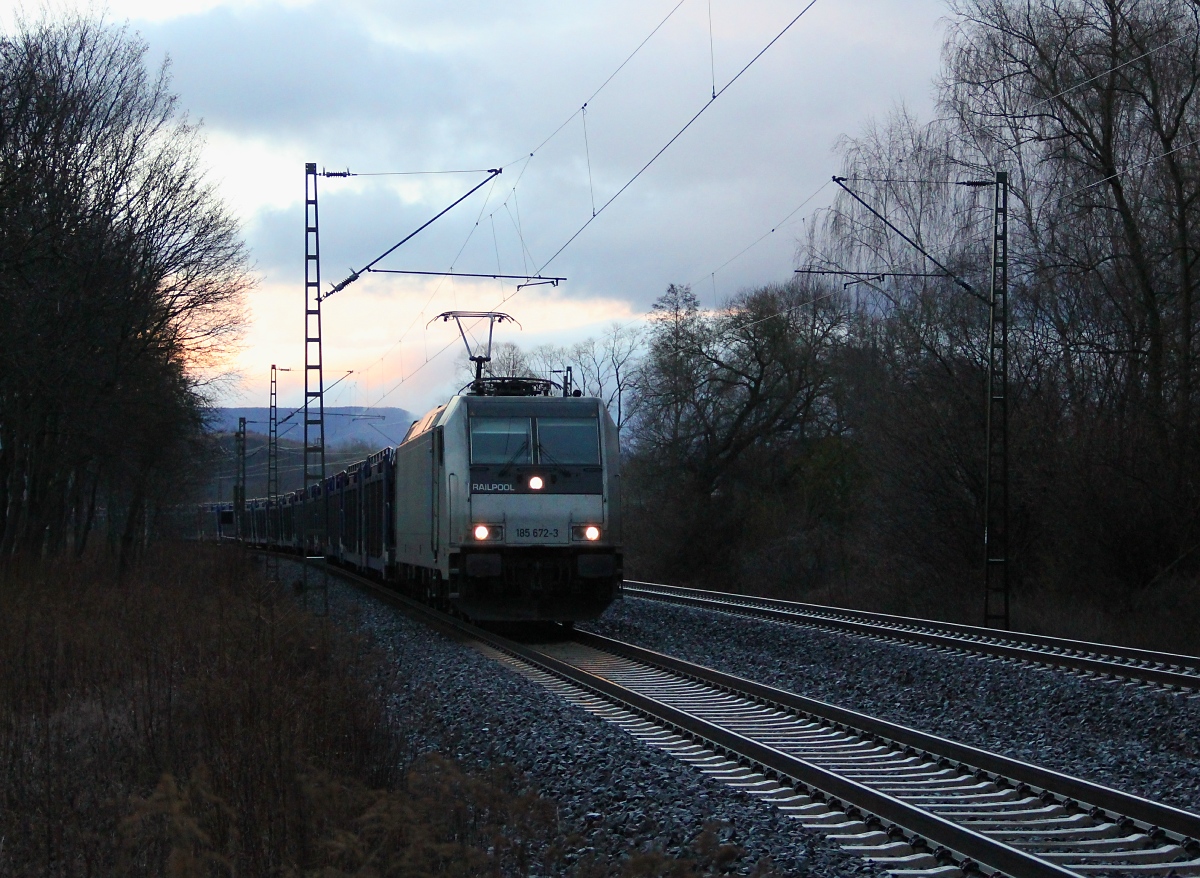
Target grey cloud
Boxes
[138,1,949,320]
[138,6,470,142]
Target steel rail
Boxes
[571,629,1200,846]
[622,581,1200,690]
[284,557,1200,877]
[532,653,1079,878]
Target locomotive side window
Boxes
[470,417,532,464]
[536,418,599,465]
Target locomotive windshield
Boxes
[470,417,532,464]
[536,418,599,465]
[470,415,599,465]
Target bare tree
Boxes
[773,0,1200,626]
[454,341,535,387]
[631,282,847,490]
[0,14,249,563]
[570,323,644,434]
[940,0,1200,606]
[528,323,645,434]
[622,281,855,588]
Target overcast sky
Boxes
[5,0,949,415]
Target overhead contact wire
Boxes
[500,0,691,169]
[533,0,822,276]
[693,178,831,289]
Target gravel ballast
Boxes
[584,594,1200,816]
[297,568,882,878]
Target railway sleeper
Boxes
[775,801,841,817]
[759,792,814,805]
[801,758,923,771]
[717,715,841,730]
[1039,844,1186,864]
[682,757,741,772]
[878,779,1001,793]
[1065,858,1200,875]
[861,852,943,870]
[919,794,1043,810]
[986,816,1125,841]
[806,755,926,769]
[868,769,963,785]
[766,737,886,751]
[742,725,848,738]
[756,729,853,742]
[894,789,1019,805]
[842,840,919,858]
[699,765,758,780]
[887,786,1000,801]
[788,748,902,762]
[1018,833,1174,853]
[726,778,793,794]
[659,746,711,760]
[792,815,870,832]
[941,804,1068,821]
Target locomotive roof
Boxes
[461,396,600,417]
[401,394,604,446]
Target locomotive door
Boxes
[430,426,443,559]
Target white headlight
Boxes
[474,524,490,540]
[528,475,544,490]
[585,526,600,541]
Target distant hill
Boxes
[206,406,417,449]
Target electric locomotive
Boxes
[394,385,622,621]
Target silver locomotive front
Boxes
[394,394,622,621]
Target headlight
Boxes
[571,525,602,541]
[528,475,544,490]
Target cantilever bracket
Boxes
[515,278,561,291]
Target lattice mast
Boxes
[983,171,1010,629]
[829,172,1012,629]
[303,163,326,551]
[234,416,246,539]
[269,365,280,526]
[267,364,281,582]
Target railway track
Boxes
[313,559,1200,878]
[623,580,1200,694]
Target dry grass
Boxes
[0,545,782,877]
[0,544,408,875]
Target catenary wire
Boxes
[690,178,831,292]
[498,0,691,169]
[531,0,822,277]
[616,43,1200,351]
[327,1,736,409]
[1029,32,1189,109]
[338,0,824,414]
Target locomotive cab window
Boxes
[536,418,599,465]
[470,417,532,464]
